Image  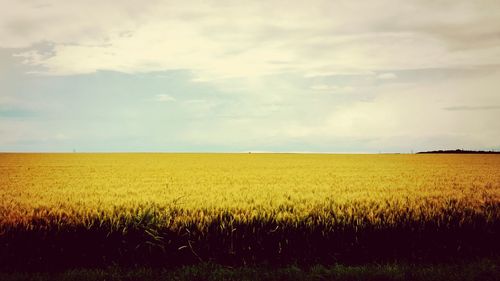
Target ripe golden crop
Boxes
[0,153,499,267]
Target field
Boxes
[0,153,499,273]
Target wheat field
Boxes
[0,153,499,268]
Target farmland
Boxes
[0,153,499,271]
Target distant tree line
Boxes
[417,149,500,154]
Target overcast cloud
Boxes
[1,0,499,152]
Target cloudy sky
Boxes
[1,0,500,152]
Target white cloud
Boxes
[2,0,500,80]
[54,133,70,140]
[310,84,354,93]
[155,94,175,102]
[377,73,397,80]
[278,69,500,150]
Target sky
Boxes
[1,0,500,153]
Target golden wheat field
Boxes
[1,153,499,225]
[0,153,499,268]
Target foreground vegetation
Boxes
[0,153,499,269]
[1,259,498,281]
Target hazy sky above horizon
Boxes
[1,0,500,152]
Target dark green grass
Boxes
[1,259,498,281]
